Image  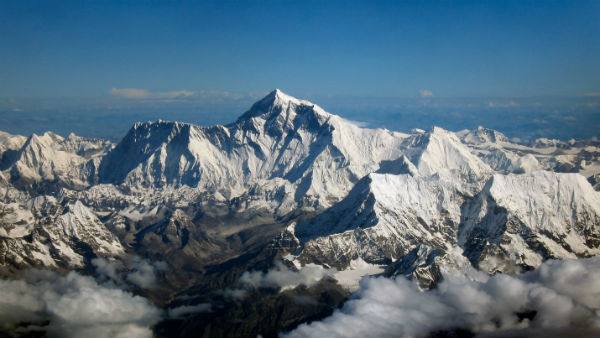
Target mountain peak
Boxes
[461,126,509,144]
[254,88,301,108]
[271,88,297,104]
[236,89,329,123]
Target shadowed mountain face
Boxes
[0,90,599,338]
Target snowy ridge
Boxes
[1,131,112,191]
[58,200,124,256]
[461,126,600,185]
[401,127,494,182]
[290,173,468,270]
[0,202,35,238]
[283,170,600,288]
[459,126,509,144]
[98,89,408,209]
[0,89,598,291]
[0,197,123,271]
[460,171,600,273]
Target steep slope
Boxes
[284,173,468,270]
[458,126,524,173]
[99,89,408,209]
[1,132,112,192]
[459,171,600,273]
[0,196,123,274]
[279,170,600,288]
[401,127,493,182]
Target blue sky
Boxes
[0,1,599,140]
[2,0,599,98]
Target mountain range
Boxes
[1,90,599,337]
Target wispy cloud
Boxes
[238,262,333,291]
[487,100,520,108]
[419,89,434,97]
[92,256,167,289]
[110,88,152,99]
[158,90,195,99]
[110,88,195,100]
[223,261,334,299]
[108,88,256,103]
[167,304,212,318]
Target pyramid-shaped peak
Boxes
[26,131,63,147]
[260,88,305,106]
[271,88,298,102]
[237,89,330,123]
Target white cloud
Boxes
[284,257,600,338]
[126,256,167,289]
[156,90,195,99]
[419,89,434,97]
[223,261,335,300]
[195,90,242,100]
[487,100,520,108]
[238,262,333,291]
[92,256,167,289]
[0,269,162,338]
[110,88,151,99]
[110,88,195,100]
[108,88,258,103]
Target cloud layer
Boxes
[92,256,167,289]
[0,270,162,338]
[223,262,335,299]
[285,257,600,338]
[0,257,171,337]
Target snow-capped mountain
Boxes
[459,126,600,185]
[281,169,600,288]
[399,127,493,182]
[459,171,600,273]
[0,196,123,274]
[0,131,112,192]
[288,173,467,270]
[98,89,407,210]
[0,89,598,297]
